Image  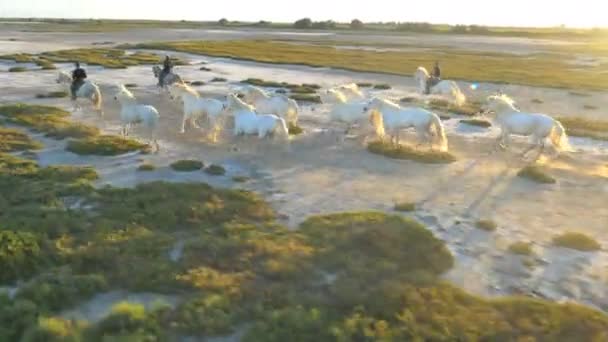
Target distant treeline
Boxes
[2,17,606,38]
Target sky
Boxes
[0,0,606,28]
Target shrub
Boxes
[288,123,304,135]
[16,270,107,312]
[394,201,416,212]
[170,159,204,171]
[9,66,27,72]
[373,84,391,90]
[0,230,44,283]
[508,241,534,256]
[0,127,43,152]
[211,77,227,82]
[367,140,456,164]
[460,119,492,128]
[67,135,151,156]
[137,163,156,171]
[190,81,205,86]
[35,91,68,99]
[517,165,556,184]
[476,219,497,232]
[219,18,229,26]
[204,164,226,176]
[21,317,82,342]
[552,232,601,251]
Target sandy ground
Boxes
[2,32,608,318]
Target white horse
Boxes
[333,83,365,101]
[322,89,369,134]
[168,83,227,140]
[55,71,103,115]
[225,94,290,140]
[414,67,466,107]
[484,93,570,156]
[364,97,448,151]
[152,65,183,91]
[237,85,300,125]
[114,85,160,151]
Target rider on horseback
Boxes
[158,55,172,87]
[426,61,441,94]
[71,62,87,100]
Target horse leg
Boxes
[180,115,187,134]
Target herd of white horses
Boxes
[54,65,571,156]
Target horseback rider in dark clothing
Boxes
[425,61,442,94]
[71,62,87,100]
[158,55,172,87]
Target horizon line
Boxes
[0,16,606,30]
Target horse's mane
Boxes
[174,83,199,97]
[228,93,255,111]
[416,66,429,77]
[117,84,136,99]
[489,93,517,108]
[372,97,400,110]
[327,89,347,103]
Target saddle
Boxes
[425,76,441,94]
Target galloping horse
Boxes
[414,67,466,107]
[483,93,570,157]
[364,97,448,151]
[56,71,103,115]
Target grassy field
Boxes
[123,40,607,90]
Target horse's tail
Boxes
[450,82,466,107]
[287,98,300,124]
[550,120,572,153]
[370,111,386,140]
[92,85,103,112]
[276,117,290,141]
[430,113,448,152]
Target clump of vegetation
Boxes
[508,241,534,256]
[8,66,27,72]
[190,81,205,86]
[242,78,286,88]
[394,201,416,212]
[36,59,57,70]
[0,230,47,283]
[21,317,83,342]
[16,269,107,312]
[476,219,497,232]
[137,163,156,171]
[373,83,391,90]
[367,140,456,164]
[517,165,556,184]
[531,98,544,104]
[400,96,416,103]
[552,232,601,252]
[124,83,138,88]
[67,135,151,156]
[35,91,68,99]
[0,127,43,152]
[232,176,250,183]
[0,104,100,139]
[356,82,373,88]
[428,98,481,116]
[288,123,304,135]
[584,104,598,110]
[558,116,608,140]
[289,94,321,103]
[460,118,492,128]
[569,91,590,97]
[200,66,212,71]
[204,164,226,176]
[170,159,204,171]
[211,77,227,82]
